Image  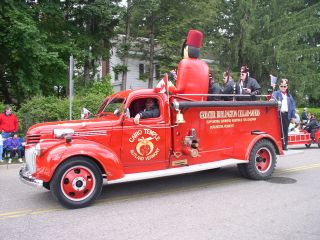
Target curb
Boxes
[0,163,24,168]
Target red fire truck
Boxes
[19,87,284,208]
[19,48,285,208]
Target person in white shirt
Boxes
[272,79,296,150]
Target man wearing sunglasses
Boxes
[272,79,296,150]
[236,65,261,100]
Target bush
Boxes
[298,108,320,120]
[17,76,113,134]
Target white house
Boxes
[98,35,161,92]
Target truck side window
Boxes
[130,98,160,119]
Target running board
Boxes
[108,159,248,184]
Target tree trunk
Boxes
[84,58,90,86]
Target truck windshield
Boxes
[97,97,125,116]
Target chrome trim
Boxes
[19,165,43,187]
[108,159,248,184]
[25,146,37,174]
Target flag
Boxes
[154,74,168,93]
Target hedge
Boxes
[297,108,320,121]
[17,76,113,134]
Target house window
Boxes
[139,64,144,79]
[115,72,119,81]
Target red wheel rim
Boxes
[60,165,96,201]
[255,147,272,173]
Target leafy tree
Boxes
[0,0,66,104]
[0,0,120,105]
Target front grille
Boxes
[26,134,41,144]
[25,146,37,174]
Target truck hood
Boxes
[27,117,117,139]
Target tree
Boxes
[0,0,120,105]
[0,0,66,104]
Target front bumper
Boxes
[19,165,43,187]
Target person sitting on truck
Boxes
[134,98,160,124]
[236,65,261,100]
[208,71,221,101]
[304,113,319,143]
[221,70,236,101]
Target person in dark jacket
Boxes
[304,113,319,143]
[208,71,221,101]
[221,70,236,101]
[134,98,160,124]
[301,108,308,124]
[272,79,296,150]
[236,65,261,100]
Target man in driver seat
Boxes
[134,98,160,124]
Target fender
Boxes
[36,139,124,183]
[232,133,282,160]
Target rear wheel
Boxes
[50,157,103,209]
[237,139,276,180]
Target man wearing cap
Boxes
[169,29,209,101]
[237,65,261,100]
[272,79,296,150]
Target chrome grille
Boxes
[25,146,37,174]
[26,134,41,144]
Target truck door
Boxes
[121,96,169,173]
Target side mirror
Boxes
[113,108,120,116]
[81,108,91,119]
[124,108,131,119]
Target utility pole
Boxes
[69,55,74,120]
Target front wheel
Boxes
[237,139,277,180]
[318,139,320,148]
[50,157,103,209]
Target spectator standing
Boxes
[5,134,23,164]
[272,79,296,150]
[301,108,308,124]
[0,134,3,163]
[208,71,221,101]
[0,105,19,139]
[295,109,301,125]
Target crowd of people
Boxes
[0,105,24,164]
[207,67,319,150]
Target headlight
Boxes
[35,143,41,156]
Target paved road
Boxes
[0,145,320,240]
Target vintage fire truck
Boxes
[19,31,284,208]
[19,86,284,208]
